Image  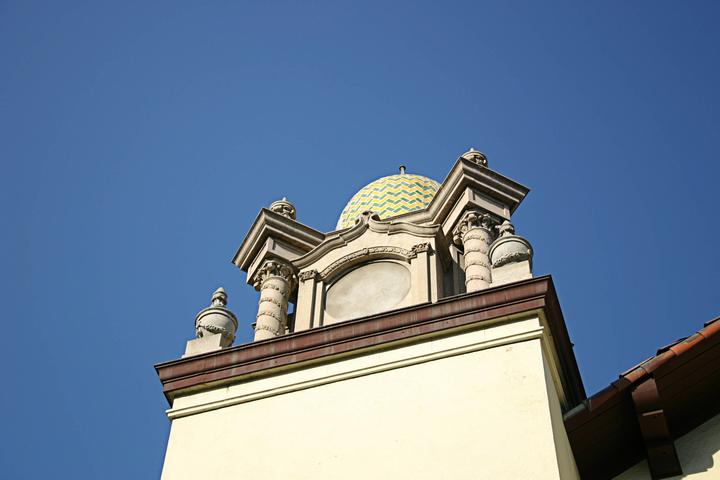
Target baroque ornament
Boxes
[411,243,433,254]
[458,147,488,167]
[319,246,420,281]
[252,260,296,291]
[269,197,297,220]
[497,220,516,237]
[452,210,498,245]
[298,270,320,283]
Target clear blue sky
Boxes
[2,1,718,478]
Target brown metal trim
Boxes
[631,377,682,479]
[155,275,585,406]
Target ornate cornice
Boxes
[232,209,325,271]
[156,276,585,411]
[294,212,441,269]
[369,157,530,230]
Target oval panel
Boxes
[325,262,411,323]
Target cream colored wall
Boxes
[613,412,720,480]
[543,354,581,479]
[161,315,579,480]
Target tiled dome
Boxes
[336,173,441,230]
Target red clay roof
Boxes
[565,317,720,479]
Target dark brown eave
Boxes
[565,317,720,480]
[155,275,585,407]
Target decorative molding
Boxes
[462,231,493,242]
[492,250,532,268]
[411,242,433,254]
[294,213,441,269]
[489,234,533,269]
[466,274,492,283]
[232,208,325,271]
[378,158,529,231]
[259,296,286,309]
[319,246,418,281]
[157,276,586,411]
[298,270,320,283]
[465,258,491,269]
[254,323,283,336]
[260,282,290,297]
[195,322,232,338]
[367,219,441,237]
[166,326,545,419]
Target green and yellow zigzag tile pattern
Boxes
[336,173,441,230]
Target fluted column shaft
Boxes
[453,211,497,292]
[253,260,295,341]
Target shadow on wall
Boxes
[674,413,719,477]
[615,413,719,479]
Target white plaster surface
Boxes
[161,316,578,480]
[324,261,410,323]
[613,412,720,479]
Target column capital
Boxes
[452,210,498,245]
[252,259,297,291]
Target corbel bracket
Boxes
[630,377,682,479]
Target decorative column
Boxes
[252,260,296,341]
[453,210,497,292]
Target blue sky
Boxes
[1,1,718,478]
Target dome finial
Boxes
[399,165,407,175]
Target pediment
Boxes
[293,212,444,271]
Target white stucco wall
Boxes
[161,316,578,480]
[614,412,720,479]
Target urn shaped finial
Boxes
[489,223,533,269]
[194,287,238,347]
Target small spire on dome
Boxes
[399,165,407,174]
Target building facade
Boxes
[155,149,720,479]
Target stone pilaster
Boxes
[453,210,497,292]
[252,260,296,341]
